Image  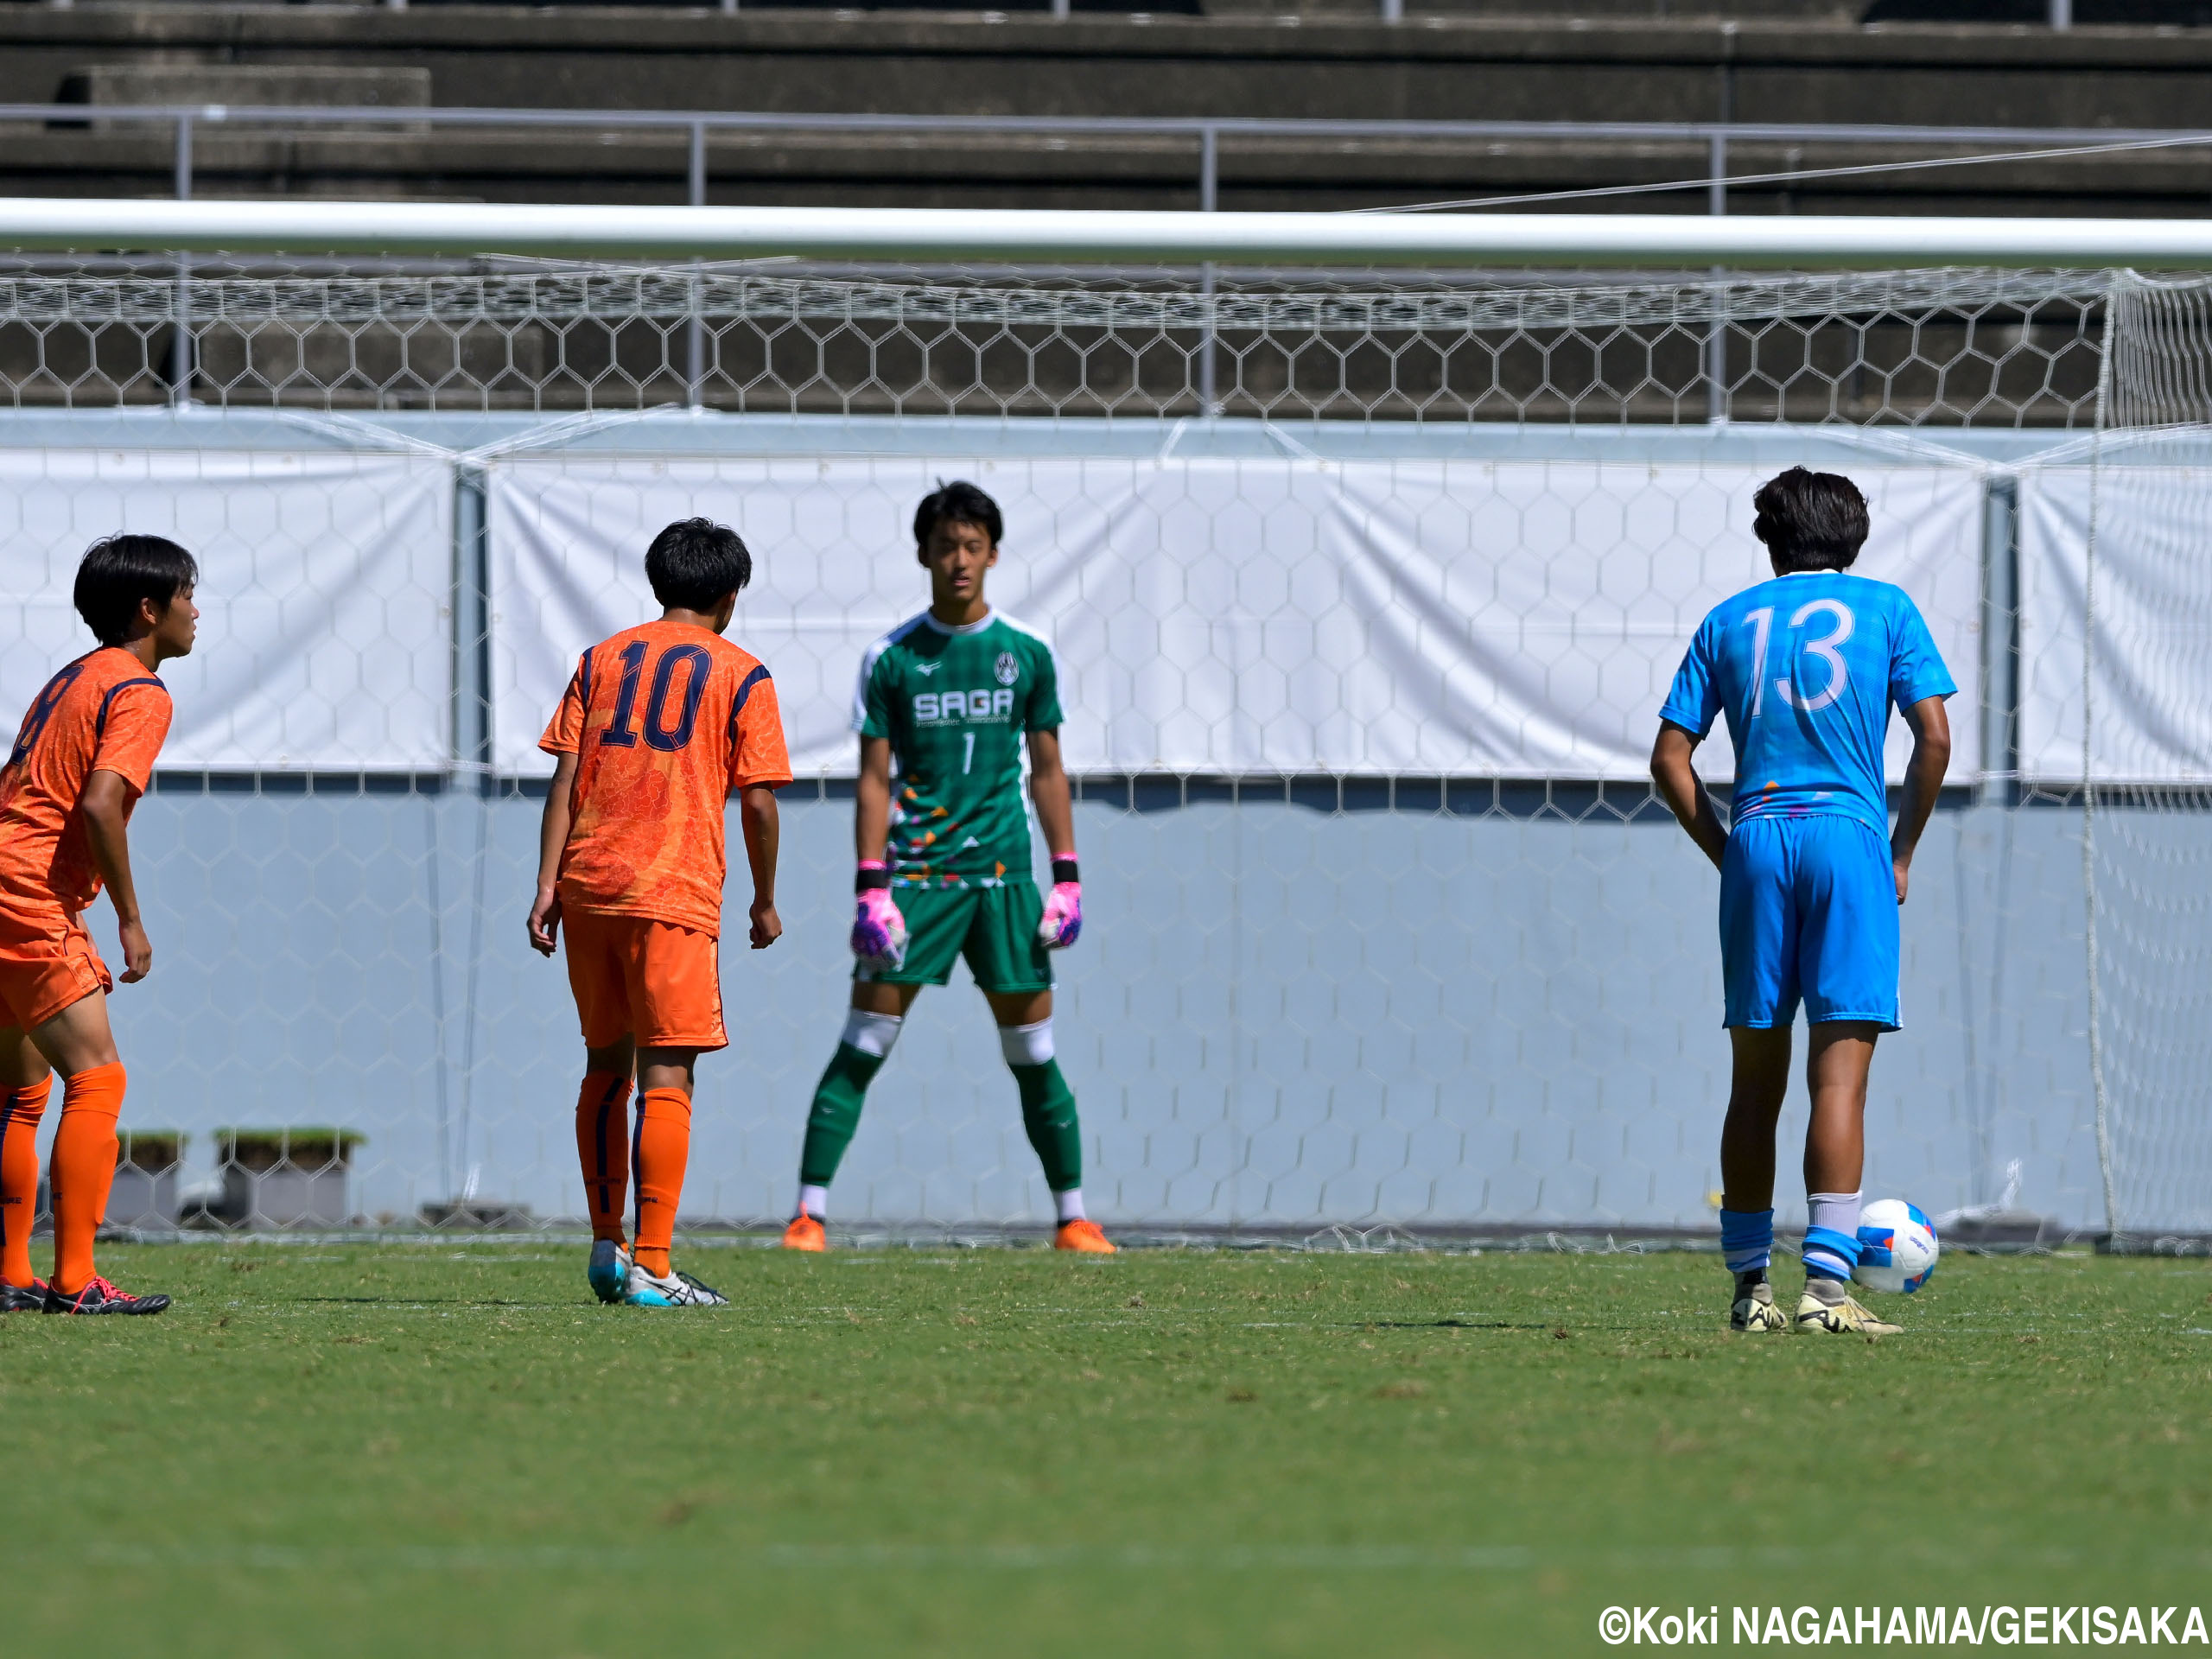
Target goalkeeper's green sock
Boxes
[797,1012,903,1203]
[1001,1018,1083,1195]
[1012,1058,1083,1195]
[798,1045,880,1192]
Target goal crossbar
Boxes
[9,197,2212,268]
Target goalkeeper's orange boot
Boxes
[781,1214,827,1252]
[1053,1219,1116,1254]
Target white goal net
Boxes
[0,253,2201,1245]
[2064,276,2212,1248]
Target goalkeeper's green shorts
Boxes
[855,880,1053,994]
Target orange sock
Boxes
[573,1071,632,1245]
[50,1061,124,1296]
[1,1078,51,1287]
[631,1086,690,1279]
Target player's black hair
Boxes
[645,517,753,611]
[73,533,198,647]
[1752,467,1870,573]
[913,480,1002,551]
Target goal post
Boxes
[1,205,2205,1247]
[11,197,2212,268]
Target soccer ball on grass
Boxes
[1853,1198,1939,1294]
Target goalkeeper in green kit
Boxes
[780,482,1112,1254]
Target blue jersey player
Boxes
[1651,468,1954,1337]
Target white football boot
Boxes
[588,1240,631,1306]
[1794,1276,1900,1336]
[1729,1274,1789,1333]
[623,1262,729,1308]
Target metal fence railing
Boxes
[13,104,2212,228]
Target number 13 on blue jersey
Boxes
[1744,598,1854,719]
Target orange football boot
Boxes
[1053,1219,1116,1254]
[780,1214,827,1252]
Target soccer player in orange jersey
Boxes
[0,535,198,1315]
[528,518,791,1307]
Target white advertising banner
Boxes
[487,454,1983,781]
[0,448,454,772]
[2018,461,2212,785]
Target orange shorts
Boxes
[0,904,111,1033]
[562,908,726,1052]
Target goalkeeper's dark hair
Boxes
[645,518,753,611]
[73,533,198,647]
[1751,467,1869,573]
[913,480,1002,550]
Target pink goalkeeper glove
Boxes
[851,864,907,971]
[1037,856,1082,950]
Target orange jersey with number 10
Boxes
[539,620,791,938]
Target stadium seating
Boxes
[3,4,2212,217]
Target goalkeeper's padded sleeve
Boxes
[1037,855,1082,949]
[851,862,907,969]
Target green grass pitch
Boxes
[4,1243,2207,1656]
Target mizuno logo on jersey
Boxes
[915,662,939,676]
[914,690,1014,722]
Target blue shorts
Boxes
[1719,813,1900,1031]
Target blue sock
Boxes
[1802,1228,1862,1281]
[1719,1208,1774,1277]
[1802,1191,1863,1282]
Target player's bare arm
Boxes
[1649,721,1728,872]
[1887,695,1953,905]
[1027,727,1075,855]
[1028,726,1082,954]
[80,768,150,982]
[529,748,579,957]
[739,782,783,950]
[854,734,893,863]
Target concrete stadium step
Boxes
[6,6,2212,219]
[8,9,2212,130]
[55,63,432,129]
